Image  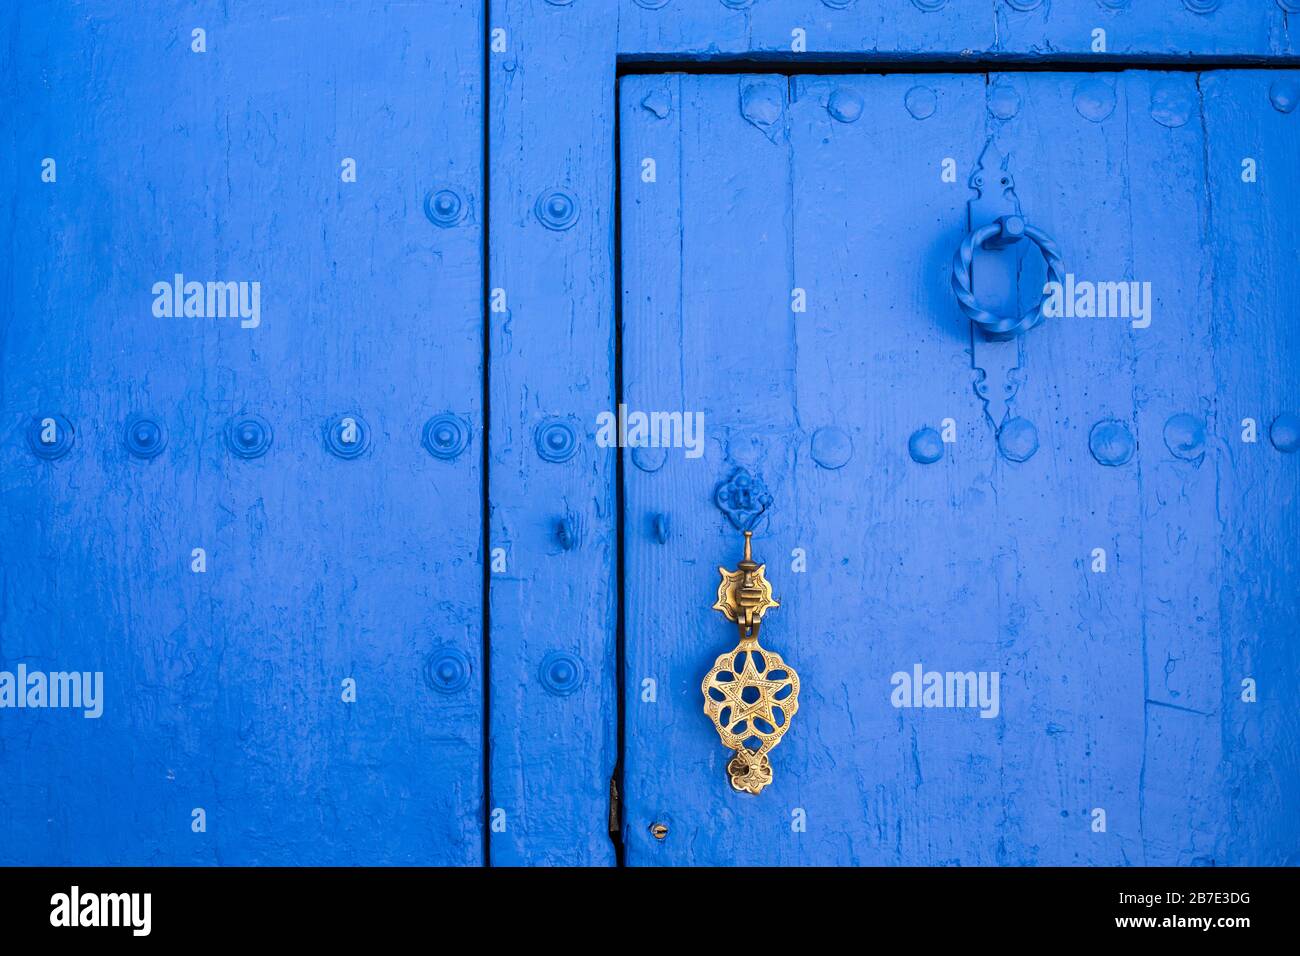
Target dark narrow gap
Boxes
[480,0,493,869]
[611,71,628,868]
[618,53,1299,76]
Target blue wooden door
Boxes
[619,71,1300,866]
[1,2,485,865]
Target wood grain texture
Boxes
[487,0,619,865]
[1202,69,1300,865]
[620,70,1299,866]
[1,0,485,864]
[616,0,1296,59]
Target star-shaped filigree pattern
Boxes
[701,642,800,787]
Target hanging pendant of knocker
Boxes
[701,531,800,795]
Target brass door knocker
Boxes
[701,531,800,795]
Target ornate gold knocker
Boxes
[701,531,800,795]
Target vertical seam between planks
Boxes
[612,72,627,868]
[1193,69,1228,863]
[1123,78,1150,864]
[481,0,492,869]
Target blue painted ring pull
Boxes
[952,142,1066,341]
[952,213,1066,339]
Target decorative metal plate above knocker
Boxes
[952,141,1066,429]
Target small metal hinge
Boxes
[608,774,621,838]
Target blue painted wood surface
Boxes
[619,71,1299,866]
[487,0,620,866]
[617,0,1298,59]
[1,1,485,864]
[3,0,1298,868]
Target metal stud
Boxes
[425,647,472,695]
[26,414,75,460]
[534,190,579,231]
[226,414,273,459]
[539,651,585,696]
[424,188,467,228]
[535,417,579,463]
[124,415,167,460]
[324,414,371,459]
[423,414,471,461]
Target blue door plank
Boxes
[487,0,620,866]
[1201,69,1300,866]
[985,71,1149,865]
[783,73,1005,866]
[620,73,807,864]
[1119,71,1223,865]
[993,1,1293,59]
[618,0,993,60]
[0,1,484,865]
[616,0,1290,60]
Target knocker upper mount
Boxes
[951,141,1065,341]
[701,531,800,795]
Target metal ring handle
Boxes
[952,216,1066,339]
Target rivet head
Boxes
[1163,413,1207,461]
[425,647,472,695]
[324,414,371,459]
[633,0,672,8]
[988,83,1021,120]
[720,0,754,8]
[1269,78,1299,114]
[905,85,938,120]
[912,0,947,9]
[539,650,585,696]
[226,414,273,459]
[908,427,944,465]
[1003,0,1044,10]
[641,89,672,118]
[1181,0,1220,13]
[424,188,467,228]
[422,413,471,461]
[1150,80,1193,128]
[631,445,667,473]
[1270,413,1300,453]
[740,83,784,133]
[997,417,1039,463]
[1098,0,1130,8]
[535,417,579,463]
[1278,0,1300,13]
[827,88,864,124]
[810,426,853,469]
[1074,79,1116,123]
[26,414,75,460]
[1089,419,1136,467]
[822,0,855,8]
[535,189,579,231]
[650,822,669,840]
[124,415,167,459]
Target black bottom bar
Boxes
[0,866,1291,941]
